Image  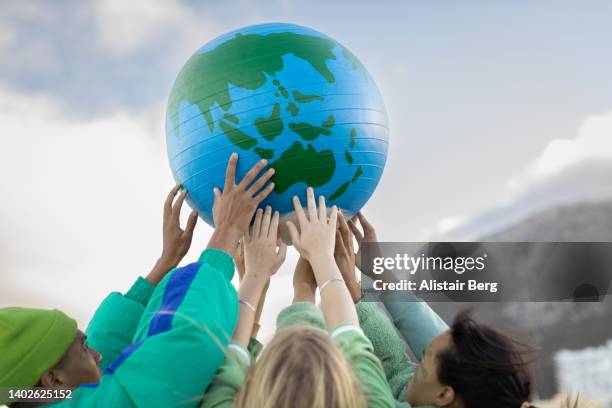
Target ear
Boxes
[39,369,64,388]
[435,385,455,407]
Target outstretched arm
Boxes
[335,212,414,400]
[104,153,276,407]
[350,212,448,359]
[232,206,286,347]
[287,187,358,329]
[86,185,198,370]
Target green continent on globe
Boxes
[286,102,299,116]
[269,142,336,193]
[219,121,257,150]
[292,90,324,103]
[168,31,340,133]
[254,147,274,159]
[254,103,283,141]
[288,115,334,141]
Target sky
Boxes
[1,0,612,339]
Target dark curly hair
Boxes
[437,308,537,408]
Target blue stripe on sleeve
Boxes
[103,339,145,375]
[147,261,200,336]
[92,261,202,380]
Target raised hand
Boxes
[287,187,358,328]
[348,212,380,273]
[233,206,287,346]
[243,206,287,279]
[207,153,276,254]
[335,212,361,303]
[147,185,198,285]
[286,187,338,262]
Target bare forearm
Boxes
[251,282,269,338]
[233,304,256,347]
[207,226,241,255]
[233,274,267,346]
[293,283,316,303]
[146,257,177,286]
[310,255,359,328]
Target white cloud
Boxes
[93,0,216,55]
[428,109,612,240]
[508,111,612,194]
[0,86,175,324]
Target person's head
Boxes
[0,307,102,405]
[235,326,367,408]
[38,329,102,388]
[405,309,534,408]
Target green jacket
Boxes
[201,302,397,407]
[50,248,238,407]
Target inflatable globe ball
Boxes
[165,22,389,235]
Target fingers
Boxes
[238,158,268,190]
[348,218,364,242]
[245,224,252,243]
[292,195,307,228]
[357,212,373,232]
[277,239,287,263]
[224,153,238,192]
[252,208,263,238]
[184,210,198,237]
[253,182,275,203]
[338,211,353,252]
[328,205,338,229]
[213,187,222,206]
[318,195,327,221]
[335,230,345,256]
[306,187,317,222]
[172,189,188,224]
[260,206,272,238]
[269,210,280,240]
[164,185,181,221]
[286,220,300,246]
[248,167,275,194]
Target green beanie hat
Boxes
[0,307,77,390]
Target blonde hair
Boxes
[235,326,367,408]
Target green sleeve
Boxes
[356,302,414,402]
[248,337,263,360]
[201,343,251,408]
[332,325,396,408]
[93,249,238,408]
[379,292,449,360]
[85,276,154,370]
[275,301,326,331]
